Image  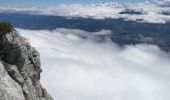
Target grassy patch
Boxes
[0,22,13,37]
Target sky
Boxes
[0,0,146,7]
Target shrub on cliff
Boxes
[0,22,13,37]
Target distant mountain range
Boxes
[0,2,170,23]
[0,12,169,52]
[0,2,169,52]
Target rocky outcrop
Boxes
[0,61,25,100]
[0,23,53,100]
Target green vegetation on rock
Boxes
[1,60,12,71]
[0,22,13,37]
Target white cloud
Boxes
[154,0,170,6]
[16,28,170,100]
[0,2,170,23]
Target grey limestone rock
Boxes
[0,61,25,100]
[0,23,53,100]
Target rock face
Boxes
[0,62,25,100]
[0,23,53,100]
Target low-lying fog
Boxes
[17,28,170,100]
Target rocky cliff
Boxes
[0,23,53,100]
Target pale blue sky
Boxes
[0,0,147,7]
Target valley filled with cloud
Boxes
[0,0,169,99]
[17,28,170,100]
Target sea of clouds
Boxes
[16,28,170,100]
[0,1,170,24]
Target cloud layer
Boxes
[16,28,170,100]
[154,0,170,6]
[0,2,170,23]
